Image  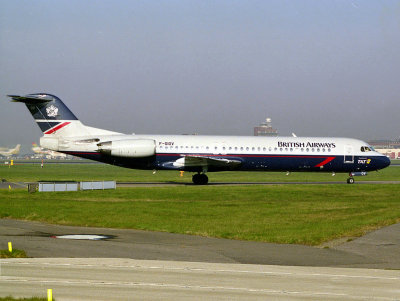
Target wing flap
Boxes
[173,155,242,168]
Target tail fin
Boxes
[8,93,86,137]
[13,144,21,154]
[8,93,121,139]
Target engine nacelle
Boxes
[40,136,59,151]
[98,139,156,158]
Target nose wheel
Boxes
[347,177,355,184]
[192,173,209,185]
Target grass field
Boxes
[1,163,399,245]
[1,162,399,183]
[1,184,400,245]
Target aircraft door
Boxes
[344,145,354,163]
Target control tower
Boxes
[254,118,278,136]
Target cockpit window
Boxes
[361,146,372,152]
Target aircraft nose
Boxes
[383,156,391,168]
[378,156,391,169]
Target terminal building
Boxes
[254,118,278,136]
[367,139,400,159]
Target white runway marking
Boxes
[4,261,400,281]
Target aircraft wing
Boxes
[172,155,242,169]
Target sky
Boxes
[1,0,400,152]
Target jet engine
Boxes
[97,139,156,158]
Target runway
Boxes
[2,219,400,300]
[2,258,400,300]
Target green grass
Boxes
[0,249,28,258]
[0,163,399,183]
[1,185,399,245]
[1,163,399,245]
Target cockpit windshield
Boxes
[361,146,373,152]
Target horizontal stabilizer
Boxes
[7,94,56,103]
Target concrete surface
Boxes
[1,258,400,300]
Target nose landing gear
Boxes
[192,173,209,185]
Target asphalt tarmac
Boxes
[2,219,400,300]
[2,219,400,269]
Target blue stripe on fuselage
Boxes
[60,151,388,173]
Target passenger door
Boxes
[344,145,354,163]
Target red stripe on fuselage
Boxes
[44,122,71,134]
[314,156,336,167]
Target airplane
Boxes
[0,144,21,157]
[7,93,390,184]
[32,142,66,158]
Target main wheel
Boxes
[192,173,209,185]
[199,174,208,185]
[192,174,200,184]
[347,177,355,184]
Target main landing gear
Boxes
[192,173,209,185]
[347,173,355,184]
